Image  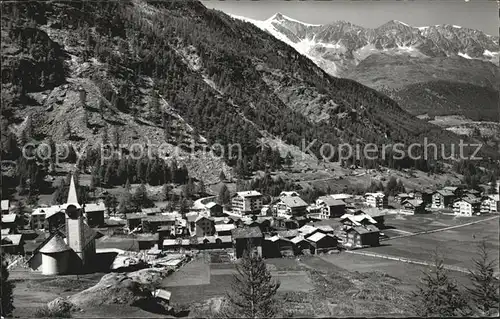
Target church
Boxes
[28,174,98,275]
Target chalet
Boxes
[1,200,10,214]
[431,189,455,209]
[204,202,224,217]
[396,193,413,204]
[315,196,346,218]
[215,224,236,236]
[244,217,272,233]
[1,234,24,254]
[315,225,335,235]
[198,235,232,248]
[480,195,499,214]
[126,213,147,230]
[1,214,17,231]
[355,209,386,226]
[260,205,272,216]
[414,190,433,206]
[276,196,308,217]
[84,203,106,228]
[291,236,312,255]
[444,186,462,197]
[339,213,377,227]
[273,216,299,230]
[364,193,387,209]
[298,224,318,237]
[401,199,426,214]
[453,198,481,216]
[231,191,263,215]
[306,204,323,220]
[46,210,66,234]
[306,232,338,254]
[136,233,160,250]
[342,225,380,248]
[195,216,215,237]
[263,235,294,258]
[31,209,46,230]
[231,227,263,258]
[143,215,177,233]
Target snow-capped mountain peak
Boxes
[230,13,499,76]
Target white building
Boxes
[453,199,481,216]
[231,191,263,215]
[480,195,499,214]
[364,192,387,209]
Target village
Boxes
[1,171,499,317]
[2,175,499,259]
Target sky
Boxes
[202,0,499,35]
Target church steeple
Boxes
[67,174,79,205]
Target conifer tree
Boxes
[224,248,280,318]
[413,251,470,317]
[218,184,231,206]
[467,240,499,315]
[1,252,14,317]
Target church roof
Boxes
[67,174,79,205]
[39,233,71,253]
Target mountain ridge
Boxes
[230,13,499,77]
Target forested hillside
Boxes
[383,81,499,122]
[1,0,496,193]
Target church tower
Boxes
[65,174,85,263]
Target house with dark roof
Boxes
[401,199,426,214]
[290,236,312,255]
[263,235,293,258]
[142,215,177,233]
[126,213,148,230]
[1,234,24,254]
[316,196,346,218]
[432,189,456,209]
[341,225,380,249]
[231,227,263,258]
[195,216,215,237]
[204,202,224,217]
[1,214,17,232]
[306,232,338,254]
[84,203,106,227]
[414,190,433,206]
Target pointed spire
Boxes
[67,174,79,205]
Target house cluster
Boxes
[122,190,385,259]
[395,185,499,216]
[428,186,498,216]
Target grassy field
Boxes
[369,214,500,270]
